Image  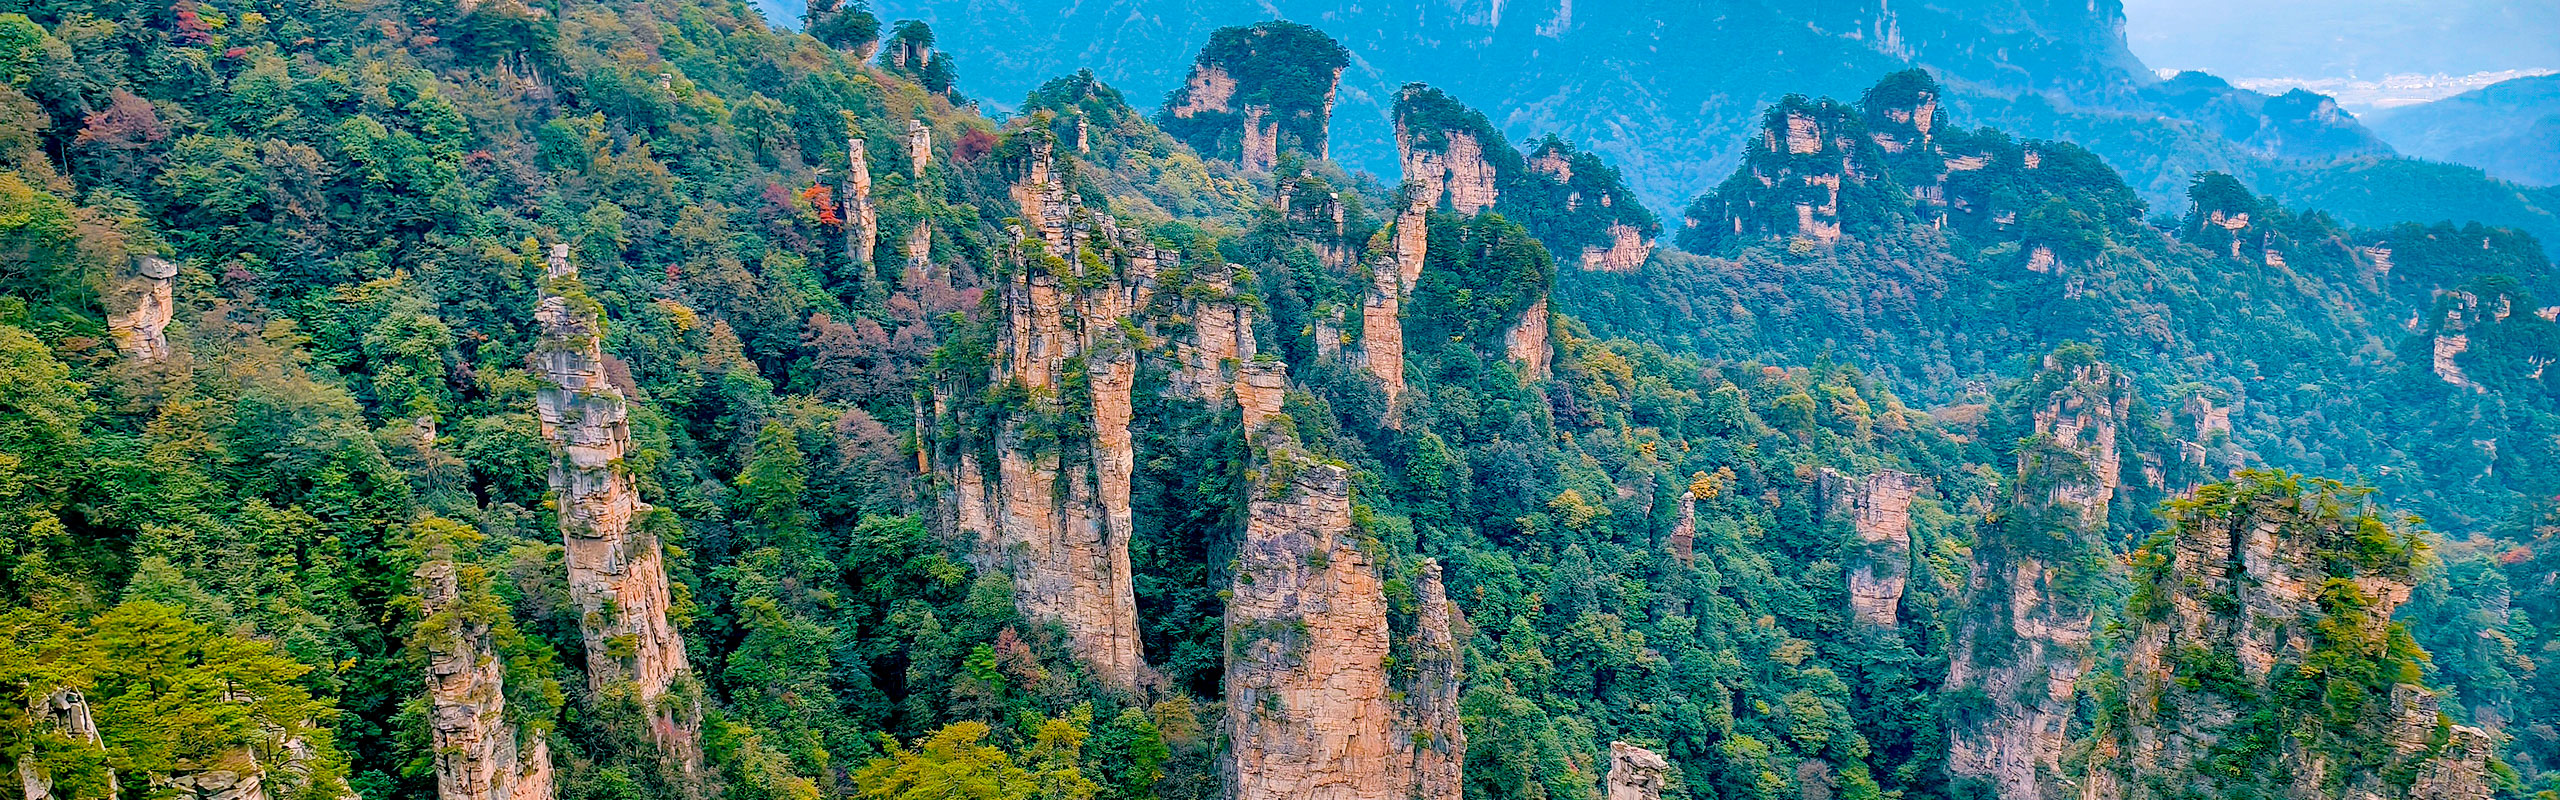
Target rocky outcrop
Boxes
[106,255,177,362]
[1667,490,1696,566]
[1503,295,1550,380]
[1226,359,1463,800]
[1158,22,1346,169]
[1833,470,1917,627]
[1396,87,1501,215]
[2093,474,2493,800]
[1171,264,1257,402]
[531,245,701,777]
[1577,223,1652,272]
[2431,290,2485,392]
[417,541,555,800]
[942,138,1171,691]
[1945,352,2127,800]
[17,689,115,800]
[842,137,876,266]
[1360,254,1406,413]
[1604,742,1671,800]
[905,119,930,179]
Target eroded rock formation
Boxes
[905,119,931,179]
[2088,475,2493,800]
[17,689,115,800]
[941,137,1172,691]
[417,544,555,800]
[1833,470,1917,627]
[1945,353,2127,800]
[842,137,876,266]
[1604,742,1671,800]
[1396,87,1501,215]
[106,255,177,362]
[1226,359,1463,800]
[532,245,701,777]
[1503,295,1550,380]
[1360,253,1406,412]
[1577,223,1652,273]
[1159,22,1345,169]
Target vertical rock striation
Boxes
[943,137,1163,691]
[1226,359,1464,800]
[416,536,555,800]
[2089,474,2493,800]
[1945,351,2127,800]
[1503,295,1551,380]
[1157,22,1346,170]
[532,245,701,777]
[842,137,876,267]
[1833,470,1917,627]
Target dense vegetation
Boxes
[0,5,2554,800]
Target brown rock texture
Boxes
[1240,105,1279,172]
[105,255,178,362]
[1398,124,1499,216]
[2094,477,2492,800]
[1605,742,1671,800]
[1945,354,2127,800]
[417,551,556,800]
[842,138,876,266]
[1360,255,1407,414]
[1834,470,1917,627]
[1504,296,1551,381]
[1667,491,1696,566]
[1576,223,1653,273]
[1226,360,1464,800]
[905,119,931,179]
[942,139,1170,691]
[1167,64,1236,118]
[532,245,701,777]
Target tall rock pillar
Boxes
[532,245,701,778]
[415,520,556,800]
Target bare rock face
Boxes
[2096,476,2493,800]
[18,688,116,800]
[1576,223,1652,272]
[1395,89,1501,215]
[2431,290,2485,392]
[1945,352,2127,800]
[417,552,556,800]
[942,138,1171,691]
[842,138,877,266]
[532,245,701,777]
[1227,360,1463,800]
[1159,22,1346,168]
[106,255,178,362]
[905,119,931,179]
[1360,254,1407,415]
[1503,295,1550,380]
[1171,264,1258,403]
[1833,470,1917,627]
[1604,742,1671,800]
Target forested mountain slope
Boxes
[0,5,2554,800]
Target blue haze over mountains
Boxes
[862,0,2560,255]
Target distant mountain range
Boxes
[2365,73,2560,186]
[867,0,2560,254]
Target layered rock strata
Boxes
[532,245,701,777]
[1604,742,1671,800]
[1226,360,1464,800]
[1833,470,1917,627]
[1944,354,2127,800]
[417,551,556,800]
[2089,477,2493,800]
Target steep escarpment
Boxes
[2083,472,2492,800]
[1158,22,1347,171]
[1225,359,1465,800]
[531,246,702,777]
[411,519,555,800]
[939,134,1161,691]
[1945,349,2130,800]
[1829,469,1919,627]
[1394,86,1659,272]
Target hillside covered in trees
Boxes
[1,4,2557,800]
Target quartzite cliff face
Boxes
[1158,22,1347,171]
[1225,361,1464,800]
[1945,353,2128,800]
[2087,474,2492,800]
[1832,469,1918,627]
[414,524,555,800]
[532,245,702,777]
